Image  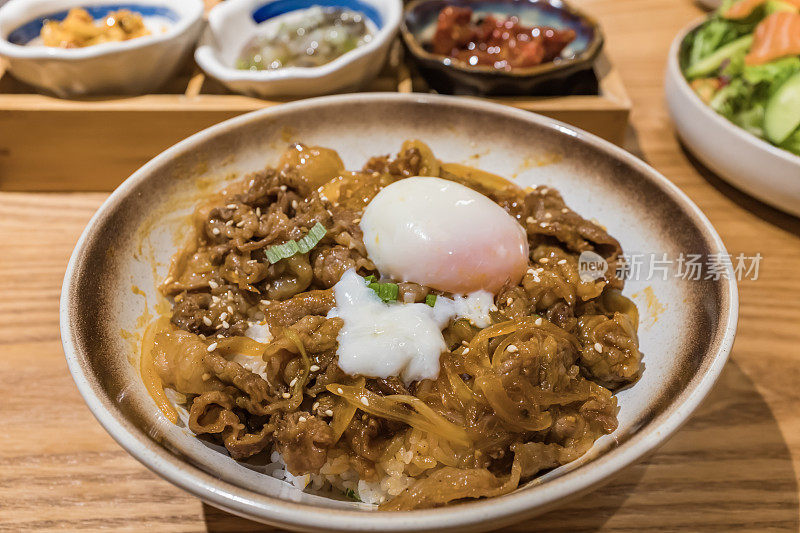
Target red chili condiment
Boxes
[431,6,576,70]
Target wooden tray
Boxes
[0,45,630,191]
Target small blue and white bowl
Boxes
[0,0,204,97]
[195,0,402,98]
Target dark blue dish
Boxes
[402,0,604,96]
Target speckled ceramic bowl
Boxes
[61,93,737,532]
[401,0,604,95]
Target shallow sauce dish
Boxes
[665,19,800,217]
[195,0,402,98]
[402,0,604,96]
[62,93,737,531]
[0,0,203,97]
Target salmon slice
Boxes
[745,11,800,65]
[723,0,800,19]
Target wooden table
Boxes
[2,0,799,530]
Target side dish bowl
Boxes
[401,0,604,96]
[195,0,402,98]
[61,93,737,532]
[0,0,204,97]
[665,19,800,217]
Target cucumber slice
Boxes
[685,34,754,79]
[765,0,799,14]
[764,71,800,144]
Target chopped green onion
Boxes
[344,488,360,502]
[264,222,326,264]
[363,274,376,284]
[425,294,437,307]
[368,281,399,302]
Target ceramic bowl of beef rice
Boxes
[61,93,737,532]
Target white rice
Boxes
[264,439,431,505]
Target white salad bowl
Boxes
[0,0,204,97]
[62,93,737,532]
[195,0,402,98]
[665,19,800,218]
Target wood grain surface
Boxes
[2,0,800,531]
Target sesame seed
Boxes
[216,333,223,338]
[163,276,173,284]
[561,208,569,213]
[353,218,361,224]
[219,312,228,321]
[206,342,217,352]
[544,212,552,219]
[527,268,535,275]
[541,187,549,194]
[535,317,543,326]
[212,295,220,303]
[255,207,261,217]
[198,334,206,340]
[226,203,237,209]
[557,259,567,265]
[291,200,298,209]
[208,280,219,289]
[325,409,334,417]
[227,306,234,315]
[222,320,230,329]
[312,402,319,411]
[526,216,535,224]
[463,348,470,355]
[594,342,603,353]
[236,220,244,228]
[249,180,255,188]
[507,344,518,353]
[261,299,271,305]
[282,392,291,399]
[532,276,541,283]
[225,220,233,226]
[540,258,549,263]
[337,388,344,394]
[211,227,220,235]
[280,185,287,191]
[490,305,499,312]
[540,222,549,228]
[360,397,369,407]
[202,316,212,326]
[310,365,320,372]
[289,378,297,387]
[201,373,210,381]
[298,416,306,422]
[506,297,513,306]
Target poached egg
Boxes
[360,177,529,295]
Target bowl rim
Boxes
[668,16,800,166]
[61,92,738,532]
[400,0,604,78]
[194,0,402,83]
[0,0,204,61]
